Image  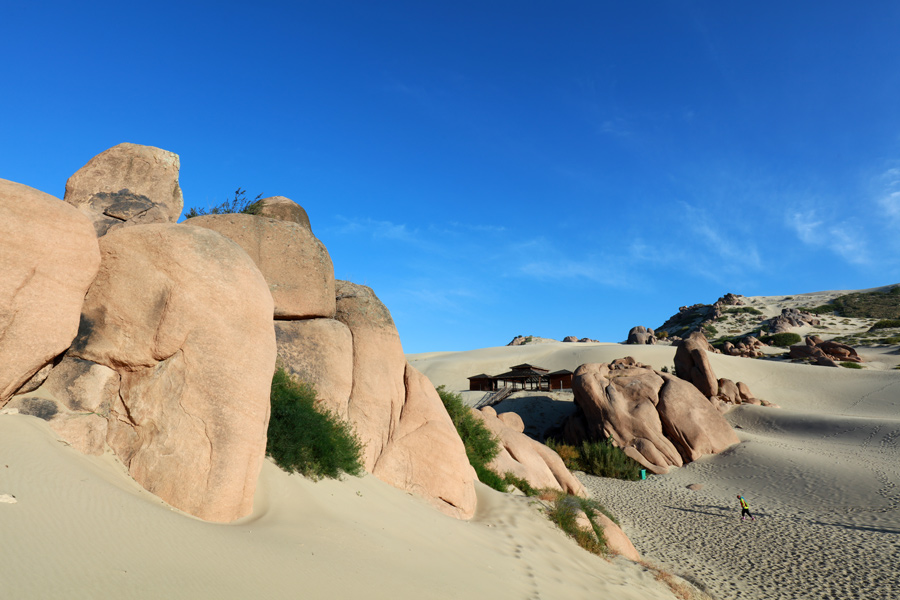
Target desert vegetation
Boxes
[184,188,263,218]
[760,332,802,347]
[546,438,644,480]
[266,366,364,480]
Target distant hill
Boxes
[655,284,900,347]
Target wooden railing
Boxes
[474,386,514,410]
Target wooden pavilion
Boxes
[468,364,572,392]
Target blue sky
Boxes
[4,2,900,353]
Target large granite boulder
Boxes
[372,364,477,519]
[68,224,276,522]
[274,319,353,420]
[251,196,312,230]
[64,143,184,236]
[0,179,101,404]
[334,281,407,470]
[474,406,587,497]
[674,331,719,397]
[626,326,656,345]
[566,358,738,473]
[335,281,477,518]
[188,212,335,320]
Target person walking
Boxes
[737,494,756,522]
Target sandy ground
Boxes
[411,341,900,600]
[0,412,679,600]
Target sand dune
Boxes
[0,412,678,600]
[411,341,900,600]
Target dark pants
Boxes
[741,508,754,519]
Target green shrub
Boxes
[546,438,643,480]
[544,492,612,556]
[503,472,538,496]
[840,362,864,369]
[869,319,900,331]
[266,367,364,480]
[184,188,263,219]
[703,324,718,336]
[761,332,802,347]
[656,330,669,339]
[436,386,506,492]
[882,336,900,345]
[830,288,900,318]
[805,304,836,315]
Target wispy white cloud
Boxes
[333,216,422,244]
[787,209,871,265]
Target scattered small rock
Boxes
[686,484,703,491]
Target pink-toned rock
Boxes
[674,331,719,397]
[736,381,755,402]
[497,411,525,433]
[372,364,477,519]
[43,356,120,414]
[570,363,682,472]
[573,508,640,561]
[566,360,739,472]
[476,407,587,497]
[70,224,276,522]
[64,143,184,236]
[595,512,641,561]
[188,213,335,320]
[717,378,740,404]
[687,483,703,491]
[274,319,353,420]
[252,196,312,230]
[563,336,578,343]
[656,374,740,462]
[334,281,407,471]
[0,179,101,404]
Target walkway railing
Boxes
[474,386,514,410]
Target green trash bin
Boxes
[640,469,647,480]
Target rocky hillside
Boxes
[654,286,900,348]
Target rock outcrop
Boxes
[474,406,587,497]
[372,364,477,519]
[67,224,277,522]
[769,308,821,334]
[563,358,739,473]
[626,326,656,345]
[188,211,335,320]
[789,335,862,365]
[335,281,477,519]
[674,331,719,397]
[722,335,765,358]
[64,143,184,236]
[251,196,312,230]
[0,179,101,404]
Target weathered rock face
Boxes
[573,508,640,562]
[372,364,478,519]
[252,196,312,230]
[769,307,821,334]
[274,319,353,420]
[565,358,739,473]
[674,331,719,397]
[334,280,407,470]
[475,406,587,497]
[64,143,184,236]
[334,281,477,518]
[626,326,656,345]
[188,212,335,320]
[563,336,578,343]
[69,224,276,523]
[0,179,101,404]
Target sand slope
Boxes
[0,413,678,600]
[410,342,900,600]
